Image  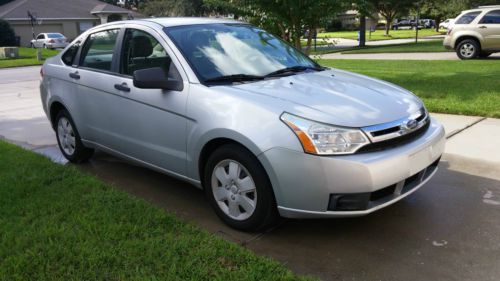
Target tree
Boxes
[0,19,16,47]
[366,0,413,36]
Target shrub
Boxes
[0,19,17,46]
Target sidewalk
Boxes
[320,52,500,60]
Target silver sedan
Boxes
[40,18,445,231]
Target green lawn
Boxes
[318,29,444,41]
[340,40,451,54]
[0,47,59,68]
[0,141,312,281]
[319,59,500,118]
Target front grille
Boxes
[358,121,430,153]
[357,108,430,154]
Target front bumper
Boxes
[258,117,445,218]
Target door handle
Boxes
[114,83,130,92]
[69,72,80,79]
[479,26,487,29]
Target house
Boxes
[337,10,380,31]
[0,0,143,46]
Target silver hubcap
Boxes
[460,43,475,58]
[211,160,257,221]
[57,117,76,156]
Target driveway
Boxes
[1,66,500,281]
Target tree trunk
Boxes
[359,15,366,47]
[304,27,315,55]
[385,19,391,36]
[435,17,441,32]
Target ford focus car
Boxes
[40,18,445,231]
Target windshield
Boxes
[164,23,319,83]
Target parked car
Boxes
[439,18,455,30]
[393,19,423,30]
[30,33,68,49]
[444,6,500,59]
[40,18,445,231]
[420,19,436,29]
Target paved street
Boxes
[1,66,500,281]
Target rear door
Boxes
[478,10,500,50]
[71,28,125,146]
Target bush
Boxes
[325,19,343,32]
[0,19,16,47]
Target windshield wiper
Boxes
[204,74,264,84]
[265,66,325,77]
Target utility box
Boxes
[0,47,19,59]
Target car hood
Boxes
[227,68,423,127]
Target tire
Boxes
[479,52,492,58]
[43,44,48,49]
[203,144,279,231]
[456,39,480,60]
[30,43,34,48]
[55,109,94,163]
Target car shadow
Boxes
[77,151,500,281]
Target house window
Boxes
[107,14,122,22]
[79,22,93,34]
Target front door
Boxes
[478,10,500,50]
[98,27,189,176]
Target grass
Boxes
[317,29,444,41]
[0,141,312,281]
[0,47,59,68]
[340,40,451,54]
[319,59,500,118]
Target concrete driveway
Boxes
[1,66,500,281]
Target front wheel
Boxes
[204,144,278,231]
[456,39,480,60]
[55,109,94,163]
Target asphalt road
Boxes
[1,66,500,281]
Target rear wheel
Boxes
[55,109,94,163]
[204,144,278,231]
[456,39,480,60]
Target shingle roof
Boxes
[91,3,130,14]
[0,0,142,19]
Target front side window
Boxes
[480,10,500,24]
[37,34,45,40]
[455,11,481,24]
[120,29,173,76]
[165,24,319,83]
[79,29,119,72]
[62,41,81,66]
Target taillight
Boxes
[48,39,55,43]
[40,67,44,78]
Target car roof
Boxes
[461,5,500,14]
[100,17,244,29]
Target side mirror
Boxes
[133,67,183,91]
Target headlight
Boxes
[281,113,370,155]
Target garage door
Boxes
[13,24,64,47]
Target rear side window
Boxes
[455,11,481,24]
[79,29,119,72]
[37,34,45,39]
[62,41,81,66]
[480,10,500,24]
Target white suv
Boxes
[444,6,500,59]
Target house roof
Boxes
[91,3,130,14]
[0,0,142,20]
